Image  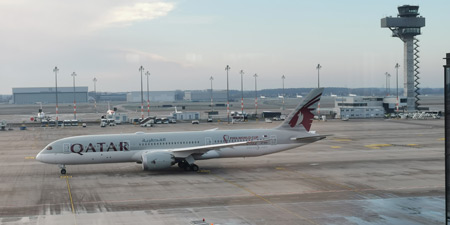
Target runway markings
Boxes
[198,170,211,173]
[330,146,342,149]
[61,176,78,225]
[364,143,421,149]
[406,144,418,147]
[364,144,392,149]
[25,156,35,159]
[212,173,319,225]
[333,138,352,142]
[275,167,286,170]
[1,185,443,209]
[439,138,445,141]
[64,176,75,214]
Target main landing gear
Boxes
[58,164,66,175]
[177,161,199,172]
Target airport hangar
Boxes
[12,87,88,104]
[126,90,228,102]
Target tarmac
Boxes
[0,116,444,225]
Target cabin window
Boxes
[46,146,53,150]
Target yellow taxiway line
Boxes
[61,175,78,225]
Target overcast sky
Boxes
[0,0,448,94]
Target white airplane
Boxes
[31,102,51,122]
[36,88,326,174]
[296,94,303,98]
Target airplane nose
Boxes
[36,152,42,162]
[36,152,44,162]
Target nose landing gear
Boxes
[58,164,66,175]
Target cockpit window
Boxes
[46,146,53,150]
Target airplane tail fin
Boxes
[277,88,324,132]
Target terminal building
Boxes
[12,87,88,104]
[126,91,179,102]
[184,90,227,102]
[335,96,408,119]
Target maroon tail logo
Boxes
[288,93,321,131]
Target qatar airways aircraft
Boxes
[36,88,325,174]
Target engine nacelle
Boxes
[141,152,175,171]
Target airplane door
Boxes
[63,143,70,154]
[205,137,212,145]
[270,135,277,145]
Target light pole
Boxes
[253,73,258,116]
[281,75,285,110]
[395,63,400,112]
[316,64,322,115]
[225,65,231,124]
[139,66,144,120]
[240,69,244,115]
[145,71,150,117]
[71,72,77,120]
[53,66,59,124]
[210,76,214,112]
[316,64,322,88]
[93,77,97,113]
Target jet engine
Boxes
[141,152,175,170]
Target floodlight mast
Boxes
[381,5,425,111]
[145,71,150,117]
[316,64,322,88]
[71,72,77,120]
[139,66,144,120]
[240,70,245,115]
[253,73,258,115]
[225,65,231,124]
[53,66,59,124]
[210,76,214,111]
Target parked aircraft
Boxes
[36,88,326,174]
[31,102,51,122]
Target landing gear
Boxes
[190,164,199,172]
[177,161,199,172]
[58,164,66,175]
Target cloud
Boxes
[116,48,192,67]
[93,2,175,28]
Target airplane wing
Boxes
[167,139,269,158]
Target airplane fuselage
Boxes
[37,128,314,165]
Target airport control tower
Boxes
[381,5,425,111]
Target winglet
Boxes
[277,88,324,132]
